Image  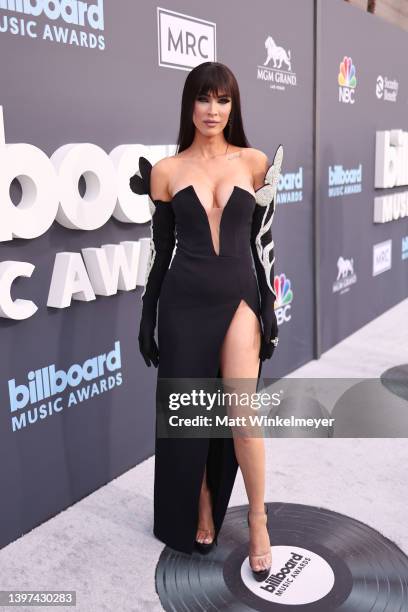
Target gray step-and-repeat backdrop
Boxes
[0,0,405,550]
[318,0,408,352]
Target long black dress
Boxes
[131,146,283,555]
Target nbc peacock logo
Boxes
[274,273,293,325]
[338,56,357,104]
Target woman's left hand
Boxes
[259,311,279,361]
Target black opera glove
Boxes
[250,144,283,362]
[130,156,176,368]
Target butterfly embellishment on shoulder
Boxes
[253,144,284,295]
[255,144,283,208]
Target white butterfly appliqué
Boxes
[254,144,283,295]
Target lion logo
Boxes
[264,36,292,71]
[336,256,354,280]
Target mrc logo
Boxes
[274,273,293,325]
[157,6,216,71]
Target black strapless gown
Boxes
[154,184,264,555]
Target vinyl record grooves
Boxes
[380,364,408,402]
[155,502,408,611]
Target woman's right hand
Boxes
[138,317,159,368]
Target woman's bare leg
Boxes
[219,299,271,570]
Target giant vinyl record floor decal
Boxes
[380,364,408,402]
[155,502,408,611]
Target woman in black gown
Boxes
[130,61,283,581]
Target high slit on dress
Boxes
[153,183,265,555]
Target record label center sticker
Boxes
[241,545,335,604]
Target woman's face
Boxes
[193,90,232,136]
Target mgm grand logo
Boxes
[257,34,297,90]
[332,256,357,295]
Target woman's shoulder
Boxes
[242,147,269,165]
[151,155,179,178]
[150,157,175,202]
[241,148,270,190]
[151,155,175,171]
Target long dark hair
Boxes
[175,62,251,154]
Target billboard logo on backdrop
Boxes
[257,35,297,91]
[157,7,216,71]
[338,56,357,104]
[278,167,303,204]
[274,273,293,325]
[376,75,399,102]
[328,163,362,197]
[0,0,105,49]
[6,340,122,433]
[372,240,392,276]
[332,256,357,295]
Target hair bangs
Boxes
[197,67,233,98]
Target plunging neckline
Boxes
[172,184,256,257]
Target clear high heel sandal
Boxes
[194,485,217,554]
[194,526,216,554]
[247,504,272,581]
